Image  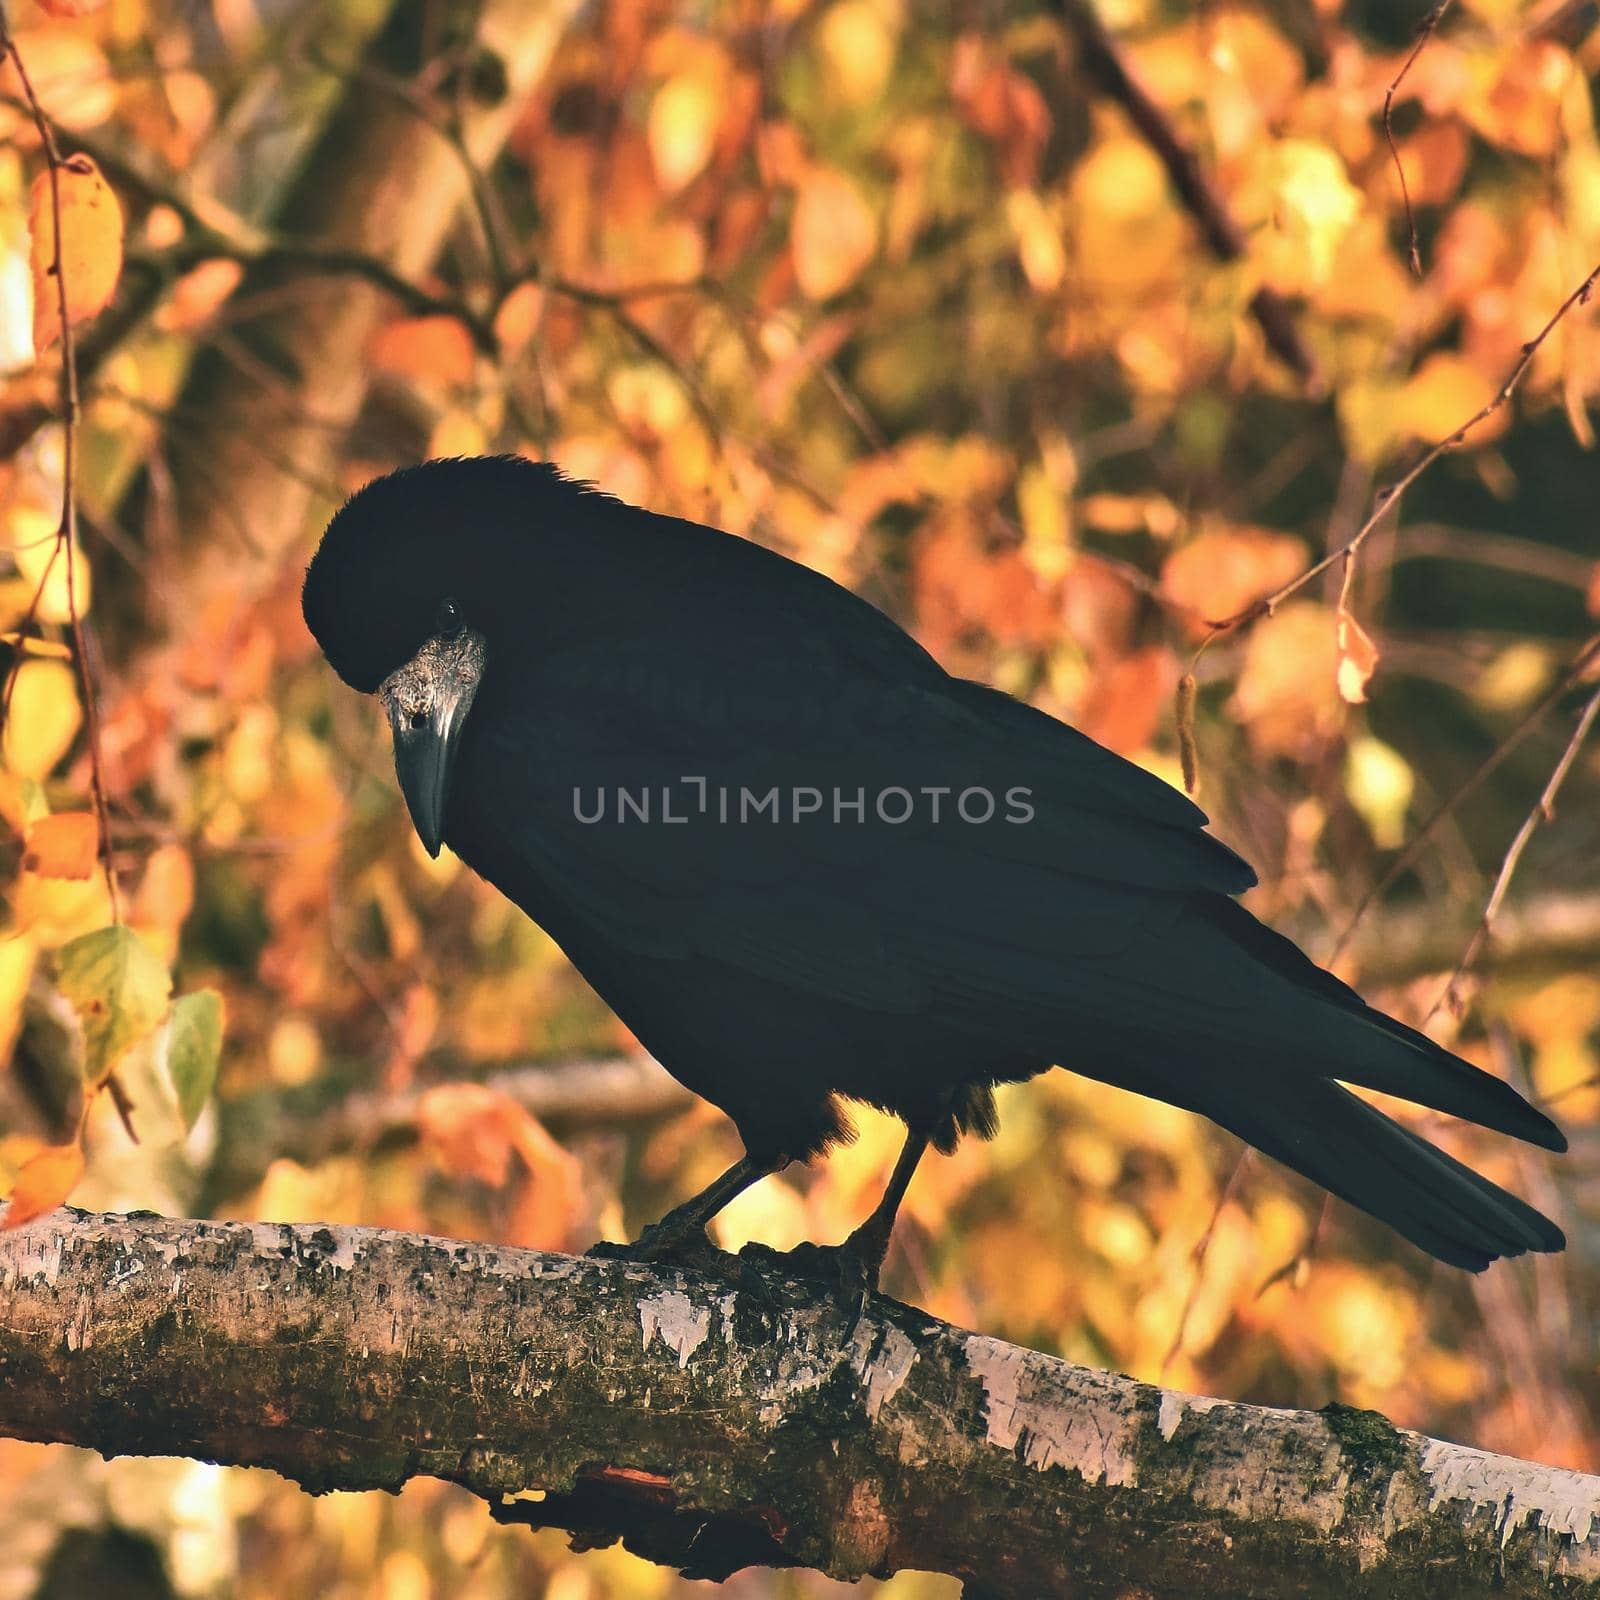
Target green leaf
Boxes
[55,925,172,1087]
[166,989,223,1132]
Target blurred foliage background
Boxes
[2,0,1600,1595]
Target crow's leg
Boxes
[840,1124,930,1289]
[591,1152,778,1264]
[742,1125,930,1324]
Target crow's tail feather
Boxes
[1197,897,1566,1154]
[1203,1074,1563,1271]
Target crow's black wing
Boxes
[459,630,1561,1157]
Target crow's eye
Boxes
[436,597,464,637]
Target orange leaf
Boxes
[22,811,98,879]
[4,1141,84,1229]
[366,315,477,390]
[1336,607,1379,704]
[30,155,124,352]
[1161,526,1307,628]
[1078,646,1176,756]
[417,1084,582,1250]
[417,1083,532,1189]
[791,166,877,301]
[493,282,545,352]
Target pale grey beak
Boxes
[379,628,486,857]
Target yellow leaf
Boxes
[3,659,81,778]
[1267,139,1360,287]
[493,282,545,352]
[427,408,488,459]
[3,1141,84,1229]
[1336,606,1379,704]
[1232,602,1344,759]
[30,155,125,352]
[648,72,721,194]
[0,633,71,660]
[13,873,114,949]
[23,811,98,879]
[1474,642,1554,711]
[1345,736,1414,849]
[1006,188,1065,293]
[1395,353,1505,448]
[791,166,877,300]
[0,29,116,134]
[817,0,899,107]
[1016,462,1072,580]
[0,937,36,1067]
[7,500,90,624]
[131,843,195,964]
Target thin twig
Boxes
[1330,631,1600,962]
[1160,1149,1250,1381]
[3,20,135,1145]
[1384,1,1455,276]
[1053,0,1320,390]
[1256,1196,1332,1300]
[1,26,120,927]
[1207,259,1600,640]
[1426,680,1600,1019]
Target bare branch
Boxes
[1330,631,1600,961]
[1053,0,1322,392]
[1428,680,1600,1018]
[1211,260,1600,637]
[1385,2,1456,276]
[0,26,120,925]
[3,1210,1599,1597]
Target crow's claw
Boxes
[588,1229,782,1322]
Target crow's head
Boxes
[302,454,616,855]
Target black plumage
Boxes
[303,456,1565,1280]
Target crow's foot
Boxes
[739,1221,891,1335]
[588,1226,779,1316]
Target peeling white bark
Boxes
[0,1209,1595,1599]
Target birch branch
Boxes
[1,1210,1597,1598]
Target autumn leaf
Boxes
[366,315,476,389]
[418,1082,531,1188]
[1336,607,1379,704]
[648,71,721,193]
[3,659,81,779]
[1160,526,1307,627]
[3,1141,85,1229]
[0,29,116,133]
[10,509,93,624]
[55,924,172,1088]
[165,989,224,1132]
[0,632,72,660]
[30,155,125,352]
[818,0,898,106]
[791,166,877,300]
[417,1084,583,1249]
[1232,602,1345,759]
[1078,646,1176,756]
[22,812,99,880]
